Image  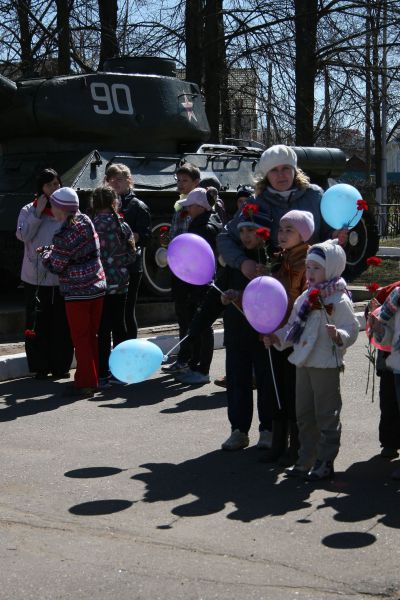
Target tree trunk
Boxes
[204,0,225,142]
[294,0,318,146]
[185,0,204,88]
[56,0,71,74]
[98,0,119,69]
[16,0,34,76]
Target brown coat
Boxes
[271,242,309,325]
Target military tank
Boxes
[0,56,378,295]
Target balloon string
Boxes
[163,333,190,358]
[210,282,245,316]
[268,348,282,410]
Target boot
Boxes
[278,421,299,467]
[259,420,288,463]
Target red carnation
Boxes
[159,226,169,234]
[24,329,36,339]
[255,227,271,242]
[357,199,368,211]
[366,282,380,293]
[242,203,259,219]
[309,289,319,300]
[366,256,382,267]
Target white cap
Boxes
[257,145,297,176]
[179,188,212,211]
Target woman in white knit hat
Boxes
[217,144,346,282]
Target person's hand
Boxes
[263,333,280,348]
[326,324,342,345]
[35,194,48,217]
[221,289,239,305]
[333,227,348,246]
[368,297,380,313]
[241,259,258,280]
[36,246,44,254]
[255,263,268,276]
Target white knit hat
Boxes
[307,239,347,280]
[257,145,297,176]
[50,187,79,213]
[179,187,211,211]
[280,210,315,242]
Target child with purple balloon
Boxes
[263,240,359,481]
[259,210,315,467]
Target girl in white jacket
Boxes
[16,168,73,378]
[264,240,359,481]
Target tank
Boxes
[0,56,378,295]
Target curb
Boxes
[0,329,225,382]
[0,312,366,382]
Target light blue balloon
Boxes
[320,184,363,230]
[109,339,163,384]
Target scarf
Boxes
[33,197,54,216]
[285,277,350,344]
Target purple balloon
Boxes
[167,233,215,285]
[242,276,288,334]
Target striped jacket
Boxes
[41,212,106,300]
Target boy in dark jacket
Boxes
[163,187,222,385]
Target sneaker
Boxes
[98,377,112,389]
[221,429,249,451]
[256,430,273,449]
[177,370,211,385]
[214,375,227,388]
[306,459,335,482]
[285,463,309,478]
[391,466,400,480]
[380,447,399,459]
[161,360,188,374]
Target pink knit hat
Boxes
[280,210,315,242]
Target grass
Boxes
[380,236,400,247]
[351,256,400,287]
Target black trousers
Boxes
[98,293,128,378]
[379,369,400,449]
[225,339,272,433]
[176,298,214,374]
[23,282,73,375]
[265,346,296,421]
[125,272,142,339]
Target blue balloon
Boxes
[109,339,163,384]
[320,184,363,230]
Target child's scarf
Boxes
[285,277,350,344]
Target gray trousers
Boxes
[296,366,342,467]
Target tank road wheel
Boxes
[142,221,172,296]
[343,212,380,282]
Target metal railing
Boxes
[373,204,400,238]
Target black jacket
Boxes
[171,210,222,304]
[120,189,152,273]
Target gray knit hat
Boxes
[50,187,79,213]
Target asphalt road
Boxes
[0,337,399,600]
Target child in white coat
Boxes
[264,239,359,481]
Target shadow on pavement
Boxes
[97,374,218,409]
[320,455,400,532]
[131,450,400,534]
[69,499,134,516]
[0,377,80,422]
[132,447,313,523]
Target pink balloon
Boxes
[242,276,288,334]
[167,233,215,285]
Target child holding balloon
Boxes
[263,240,359,480]
[259,210,315,466]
